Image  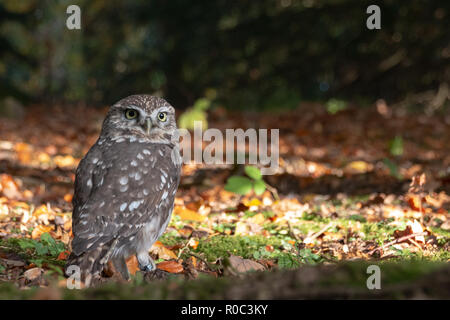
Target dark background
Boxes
[0,0,449,110]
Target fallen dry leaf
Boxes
[57,250,70,261]
[234,221,249,235]
[157,260,184,273]
[248,213,266,225]
[407,220,425,243]
[23,267,43,281]
[243,198,262,209]
[63,193,73,203]
[345,161,373,173]
[33,204,50,217]
[394,220,425,243]
[0,174,21,199]
[173,206,205,222]
[126,255,140,275]
[2,258,26,267]
[53,155,78,168]
[150,241,178,260]
[407,195,422,212]
[228,255,265,273]
[178,226,193,238]
[31,225,54,239]
[188,238,199,249]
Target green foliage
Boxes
[193,235,282,262]
[178,98,211,130]
[277,247,323,269]
[389,136,404,156]
[7,233,66,264]
[253,180,266,196]
[224,176,253,195]
[39,233,66,256]
[326,99,347,114]
[298,248,323,265]
[244,165,262,180]
[349,214,367,222]
[0,1,446,108]
[277,254,301,269]
[225,166,267,196]
[252,246,272,260]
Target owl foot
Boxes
[138,253,156,272]
[141,264,155,272]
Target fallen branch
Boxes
[304,222,333,243]
[368,232,427,255]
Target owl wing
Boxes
[71,139,180,256]
[71,143,103,223]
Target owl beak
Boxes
[145,118,152,135]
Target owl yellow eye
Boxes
[157,112,167,122]
[125,109,138,120]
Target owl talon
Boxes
[142,264,155,272]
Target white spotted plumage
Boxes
[66,95,181,286]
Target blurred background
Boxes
[0,0,450,297]
[0,0,449,111]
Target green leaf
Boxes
[277,254,300,270]
[30,259,43,267]
[349,214,367,222]
[177,98,210,130]
[16,238,36,250]
[245,165,262,180]
[40,232,55,245]
[253,179,266,195]
[224,176,253,195]
[47,264,63,276]
[35,242,48,256]
[298,249,323,265]
[40,233,65,257]
[326,99,347,114]
[389,136,403,156]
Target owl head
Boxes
[101,95,178,144]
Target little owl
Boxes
[65,95,181,286]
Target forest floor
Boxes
[0,102,449,299]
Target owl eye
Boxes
[125,109,138,120]
[157,112,167,122]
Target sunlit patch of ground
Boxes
[0,104,449,296]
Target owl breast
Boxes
[72,135,180,257]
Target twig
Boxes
[368,232,427,255]
[408,238,423,251]
[177,240,192,259]
[287,221,301,241]
[186,252,215,271]
[304,222,333,242]
[264,183,279,201]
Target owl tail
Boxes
[65,238,118,287]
